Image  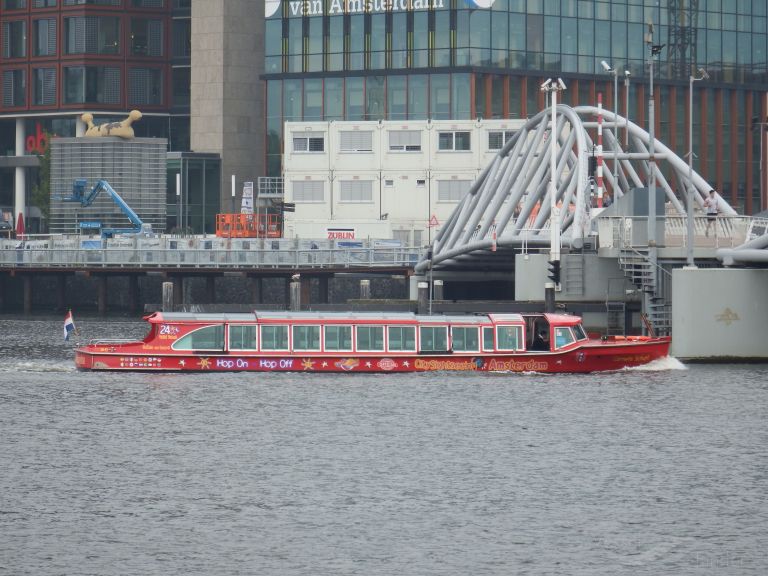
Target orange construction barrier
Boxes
[215,213,282,238]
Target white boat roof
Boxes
[152,311,524,324]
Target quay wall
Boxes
[672,268,768,360]
[0,273,409,315]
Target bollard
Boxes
[162,281,174,312]
[360,279,371,300]
[433,279,444,301]
[417,281,429,315]
[289,280,301,311]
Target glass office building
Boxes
[263,0,768,213]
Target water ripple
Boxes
[1,316,767,576]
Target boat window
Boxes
[261,325,289,351]
[172,324,224,351]
[555,327,576,349]
[229,324,257,350]
[483,326,494,350]
[356,326,384,351]
[388,326,416,351]
[496,325,523,350]
[451,326,479,352]
[573,324,587,340]
[292,325,321,351]
[325,325,353,351]
[419,326,448,352]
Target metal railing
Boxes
[597,215,752,250]
[0,240,424,270]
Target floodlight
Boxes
[601,60,612,72]
[557,78,567,90]
[540,78,552,89]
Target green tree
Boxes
[30,133,51,232]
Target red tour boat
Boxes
[74,311,671,373]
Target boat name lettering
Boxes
[216,358,250,369]
[259,358,295,369]
[159,324,180,335]
[285,0,448,18]
[613,354,651,363]
[486,358,548,372]
[414,359,477,371]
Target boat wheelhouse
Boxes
[74,311,671,373]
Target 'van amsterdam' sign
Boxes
[268,0,465,18]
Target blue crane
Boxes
[59,179,152,239]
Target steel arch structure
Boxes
[415,104,736,273]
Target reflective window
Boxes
[63,66,120,104]
[438,131,471,151]
[483,326,494,350]
[292,326,320,351]
[2,69,25,107]
[431,74,451,119]
[387,76,407,120]
[451,326,479,352]
[419,326,448,352]
[488,130,517,150]
[292,132,324,152]
[346,77,364,120]
[128,68,162,105]
[324,78,343,120]
[325,325,352,351]
[64,17,120,55]
[131,18,164,57]
[2,21,26,58]
[32,68,56,106]
[33,18,57,57]
[261,325,288,351]
[388,326,416,352]
[356,326,384,351]
[496,325,523,351]
[554,327,576,349]
[304,78,323,120]
[408,74,428,119]
[229,325,257,351]
[172,325,224,351]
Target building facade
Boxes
[0,0,191,231]
[283,118,524,243]
[262,0,768,215]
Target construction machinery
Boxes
[58,179,152,238]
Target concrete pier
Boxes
[97,276,108,315]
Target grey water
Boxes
[1,316,767,576]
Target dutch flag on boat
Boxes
[64,310,76,341]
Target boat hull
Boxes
[75,338,671,374]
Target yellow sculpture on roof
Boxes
[81,110,142,139]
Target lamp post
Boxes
[645,23,664,333]
[687,67,709,267]
[624,70,631,148]
[601,61,619,197]
[540,77,566,311]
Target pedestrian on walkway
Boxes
[704,189,719,237]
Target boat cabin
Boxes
[141,311,588,356]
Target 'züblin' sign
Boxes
[267,1,497,18]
